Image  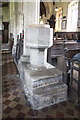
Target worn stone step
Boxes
[31,93,67,110]
[33,82,67,96]
[29,83,67,110]
[33,75,62,88]
[24,67,63,90]
[25,67,62,82]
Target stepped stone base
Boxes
[19,63,67,110]
[30,90,67,110]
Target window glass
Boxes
[67,1,78,31]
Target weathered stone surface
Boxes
[33,83,67,95]
[12,45,16,57]
[21,55,30,63]
[30,48,44,66]
[30,91,67,110]
[24,66,62,82]
[26,26,51,48]
[17,25,68,110]
[21,65,68,110]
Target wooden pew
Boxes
[15,33,23,64]
[10,33,14,51]
[47,41,80,85]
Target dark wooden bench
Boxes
[16,33,23,64]
[47,41,80,89]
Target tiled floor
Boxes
[2,51,80,119]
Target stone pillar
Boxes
[9,2,17,56]
[11,2,23,56]
[13,13,17,45]
[15,2,23,38]
[9,1,15,36]
[16,13,23,38]
[0,34,2,120]
[23,1,40,55]
[9,2,17,45]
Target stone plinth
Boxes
[19,24,67,110]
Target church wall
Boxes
[0,8,2,16]
[0,8,2,30]
[2,6,9,22]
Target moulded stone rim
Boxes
[29,24,50,28]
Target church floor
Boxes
[2,51,80,119]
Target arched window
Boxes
[40,2,46,17]
[67,1,78,31]
[55,7,62,32]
